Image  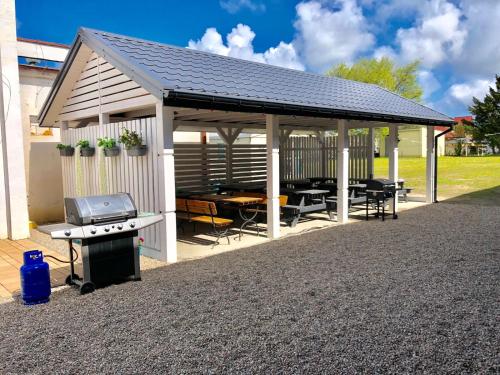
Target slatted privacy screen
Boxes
[280,134,368,181]
[230,144,267,184]
[174,143,227,192]
[61,118,162,252]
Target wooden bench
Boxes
[176,199,233,247]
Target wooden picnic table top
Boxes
[190,194,263,206]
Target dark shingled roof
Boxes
[54,28,455,125]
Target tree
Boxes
[467,75,500,154]
[326,57,423,101]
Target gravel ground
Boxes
[1,202,499,374]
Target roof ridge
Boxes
[80,27,370,87]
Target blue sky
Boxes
[16,0,500,117]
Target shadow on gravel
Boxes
[441,185,500,206]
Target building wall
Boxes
[28,143,64,223]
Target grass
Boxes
[374,156,500,203]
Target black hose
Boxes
[44,246,79,264]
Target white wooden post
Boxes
[337,120,349,224]
[426,126,435,203]
[266,114,280,239]
[388,124,399,212]
[156,101,177,263]
[99,112,110,125]
[367,127,375,179]
[0,1,30,239]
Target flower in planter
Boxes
[119,128,147,156]
[118,128,143,149]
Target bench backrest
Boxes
[232,192,288,206]
[176,198,218,216]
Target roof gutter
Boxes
[164,91,455,127]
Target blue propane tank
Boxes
[20,250,51,305]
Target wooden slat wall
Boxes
[231,144,267,183]
[59,53,150,118]
[280,134,368,181]
[61,118,161,252]
[174,143,227,191]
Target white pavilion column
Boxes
[156,102,177,263]
[426,126,435,203]
[337,119,349,224]
[266,114,280,239]
[99,112,110,125]
[367,127,375,179]
[388,124,399,212]
[0,0,30,239]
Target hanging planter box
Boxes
[59,147,75,157]
[80,147,95,157]
[126,145,148,156]
[104,146,120,157]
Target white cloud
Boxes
[454,0,500,78]
[187,27,229,56]
[418,70,441,98]
[447,79,494,106]
[293,0,375,72]
[187,24,304,70]
[219,0,265,14]
[263,42,305,70]
[395,0,466,68]
[373,46,397,61]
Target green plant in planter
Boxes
[56,143,75,156]
[97,137,117,148]
[75,139,95,157]
[97,137,120,157]
[119,128,147,156]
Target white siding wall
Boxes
[61,118,162,252]
[59,53,152,120]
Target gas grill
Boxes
[364,178,398,221]
[40,193,162,294]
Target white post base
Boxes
[267,197,280,239]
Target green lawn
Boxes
[374,156,500,204]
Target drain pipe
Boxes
[434,126,454,202]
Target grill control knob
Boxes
[104,226,110,232]
[129,221,136,228]
[90,227,97,235]
[117,224,123,230]
[64,230,71,237]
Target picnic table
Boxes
[189,194,264,239]
[282,189,333,227]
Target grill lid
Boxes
[365,178,396,190]
[65,193,137,226]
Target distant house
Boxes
[439,116,488,156]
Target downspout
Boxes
[433,126,453,202]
